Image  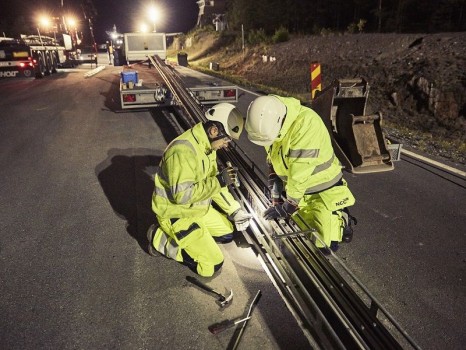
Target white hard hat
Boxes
[205,103,244,140]
[245,96,287,146]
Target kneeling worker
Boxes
[147,103,252,277]
[245,95,356,253]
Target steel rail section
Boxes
[148,55,422,350]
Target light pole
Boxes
[37,16,50,45]
[140,23,149,33]
[67,17,78,47]
[149,7,158,32]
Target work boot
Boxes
[330,241,339,252]
[319,247,331,256]
[319,241,339,255]
[342,227,353,243]
[341,208,357,243]
[146,224,159,257]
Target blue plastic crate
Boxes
[121,71,138,84]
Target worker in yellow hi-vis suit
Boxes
[245,95,357,254]
[147,103,252,276]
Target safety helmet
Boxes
[205,103,244,140]
[245,96,287,146]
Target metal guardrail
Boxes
[149,55,422,349]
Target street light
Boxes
[148,6,159,32]
[37,16,51,44]
[67,17,79,46]
[39,16,50,28]
[139,23,149,33]
[67,17,76,28]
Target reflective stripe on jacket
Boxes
[266,95,343,204]
[152,122,240,219]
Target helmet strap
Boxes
[204,121,230,142]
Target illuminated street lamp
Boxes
[37,16,51,44]
[39,16,50,28]
[148,6,159,32]
[139,23,149,33]
[67,17,79,46]
[67,17,76,28]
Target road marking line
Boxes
[84,65,105,77]
[402,149,466,177]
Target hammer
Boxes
[186,276,233,307]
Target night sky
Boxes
[92,0,199,39]
[0,0,200,43]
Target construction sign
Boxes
[310,62,321,99]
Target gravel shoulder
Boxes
[176,31,466,165]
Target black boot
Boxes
[342,208,357,243]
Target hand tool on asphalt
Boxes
[186,276,233,307]
[230,290,262,350]
[208,316,251,334]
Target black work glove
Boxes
[216,165,238,187]
[263,200,298,220]
[268,164,284,203]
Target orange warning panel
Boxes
[310,62,321,99]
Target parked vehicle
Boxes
[0,34,69,78]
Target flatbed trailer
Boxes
[118,32,241,110]
[119,56,240,110]
[120,61,172,109]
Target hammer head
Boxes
[219,289,234,307]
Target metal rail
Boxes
[149,55,422,350]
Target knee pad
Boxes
[214,260,224,273]
[213,233,233,244]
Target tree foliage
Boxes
[226,0,466,34]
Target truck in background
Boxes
[0,34,70,79]
[113,32,167,66]
[124,32,166,62]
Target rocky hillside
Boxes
[172,30,466,164]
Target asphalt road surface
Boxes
[0,64,309,350]
[1,60,465,350]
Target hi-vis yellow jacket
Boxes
[267,95,343,205]
[152,122,240,219]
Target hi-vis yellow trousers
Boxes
[150,206,234,277]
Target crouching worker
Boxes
[147,103,253,277]
[245,95,356,254]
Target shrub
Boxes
[248,28,268,45]
[272,26,289,43]
[347,19,367,34]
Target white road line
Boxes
[402,148,466,177]
[84,65,106,77]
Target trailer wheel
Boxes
[44,52,52,76]
[34,52,49,79]
[35,55,44,79]
[51,51,58,73]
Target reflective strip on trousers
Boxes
[156,231,179,260]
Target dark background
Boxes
[1,1,465,46]
[0,0,199,43]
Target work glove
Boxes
[267,164,284,204]
[263,200,298,220]
[272,197,284,206]
[230,209,253,231]
[216,165,238,187]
